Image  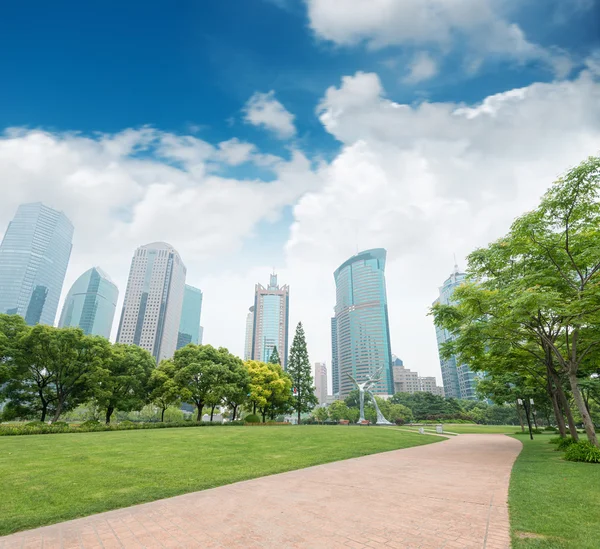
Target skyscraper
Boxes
[244,306,254,360]
[251,273,289,367]
[433,265,478,399]
[58,267,118,338]
[331,316,339,396]
[0,203,73,325]
[176,284,203,350]
[314,362,328,405]
[116,242,186,362]
[333,249,393,397]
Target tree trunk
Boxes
[105,406,114,425]
[568,370,598,447]
[196,403,203,422]
[253,403,256,414]
[161,407,166,422]
[557,380,579,440]
[261,409,266,423]
[51,401,64,423]
[210,405,216,422]
[548,381,567,438]
[516,400,525,432]
[40,401,47,423]
[232,404,238,421]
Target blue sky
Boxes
[1,0,599,381]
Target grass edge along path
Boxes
[508,434,600,549]
[0,425,439,536]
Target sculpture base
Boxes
[376,420,394,425]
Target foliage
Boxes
[244,414,261,423]
[327,400,350,422]
[245,360,291,421]
[286,322,318,423]
[555,436,577,451]
[0,314,29,385]
[314,407,329,423]
[148,360,181,422]
[564,441,600,463]
[268,346,281,365]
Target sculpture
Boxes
[346,367,394,425]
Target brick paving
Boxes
[0,433,521,549]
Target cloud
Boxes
[243,90,296,139]
[281,68,600,384]
[217,138,257,166]
[403,51,438,84]
[306,0,570,76]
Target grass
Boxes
[403,423,519,434]
[509,434,600,549]
[0,425,438,536]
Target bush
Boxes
[244,414,261,423]
[556,437,577,451]
[544,426,558,432]
[25,421,46,427]
[564,441,600,463]
[395,418,405,425]
[51,421,69,428]
[80,420,100,427]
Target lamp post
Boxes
[518,398,534,440]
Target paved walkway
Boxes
[0,434,522,549]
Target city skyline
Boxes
[177,284,203,350]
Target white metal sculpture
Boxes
[346,367,393,425]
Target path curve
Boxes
[0,434,522,549]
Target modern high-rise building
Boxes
[433,265,478,399]
[333,249,394,397]
[314,362,328,405]
[244,306,254,360]
[250,273,289,367]
[330,316,339,396]
[116,242,186,362]
[58,267,118,338]
[176,284,203,350]
[0,203,73,326]
[392,356,445,396]
[198,326,204,344]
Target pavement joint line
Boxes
[483,492,495,549]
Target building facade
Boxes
[392,358,445,396]
[419,376,445,397]
[244,306,254,360]
[433,265,478,399]
[0,203,73,326]
[176,284,203,350]
[330,316,339,396]
[116,242,186,362]
[314,362,327,405]
[333,249,394,397]
[58,267,118,338]
[251,274,289,367]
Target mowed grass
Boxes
[441,424,519,434]
[509,434,600,549]
[0,425,438,535]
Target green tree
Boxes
[0,314,29,386]
[287,322,318,424]
[245,360,291,422]
[314,406,328,423]
[327,400,350,422]
[268,346,281,365]
[96,343,155,424]
[222,359,251,421]
[149,359,181,422]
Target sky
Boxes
[1,0,600,388]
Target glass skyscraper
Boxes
[58,267,118,339]
[116,242,186,362]
[433,265,478,399]
[251,273,289,367]
[331,316,339,396]
[0,203,73,326]
[176,284,203,350]
[333,249,394,397]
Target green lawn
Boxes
[402,423,518,434]
[0,425,438,535]
[509,434,600,549]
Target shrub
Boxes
[564,441,600,463]
[25,421,46,427]
[544,426,558,432]
[80,420,100,427]
[556,437,577,451]
[51,421,69,428]
[395,418,405,426]
[244,414,261,423]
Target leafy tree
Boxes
[245,360,291,422]
[173,344,228,422]
[327,400,350,422]
[95,344,154,424]
[269,346,281,365]
[287,322,318,423]
[222,359,251,421]
[149,359,181,422]
[314,406,328,423]
[0,314,29,385]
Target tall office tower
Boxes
[433,264,477,399]
[333,249,394,397]
[58,267,118,338]
[116,242,186,362]
[0,203,73,325]
[244,306,254,360]
[314,362,328,405]
[331,316,339,396]
[199,326,204,344]
[176,284,203,350]
[251,273,289,368]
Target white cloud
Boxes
[217,138,256,166]
[306,0,569,76]
[282,69,600,384]
[403,51,438,84]
[243,90,296,139]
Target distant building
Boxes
[333,249,393,397]
[177,284,203,350]
[392,357,445,396]
[314,362,327,405]
[244,306,254,360]
[58,267,118,338]
[199,326,204,344]
[0,202,73,325]
[419,376,445,397]
[433,265,478,399]
[330,316,339,396]
[250,274,289,367]
[116,242,186,362]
